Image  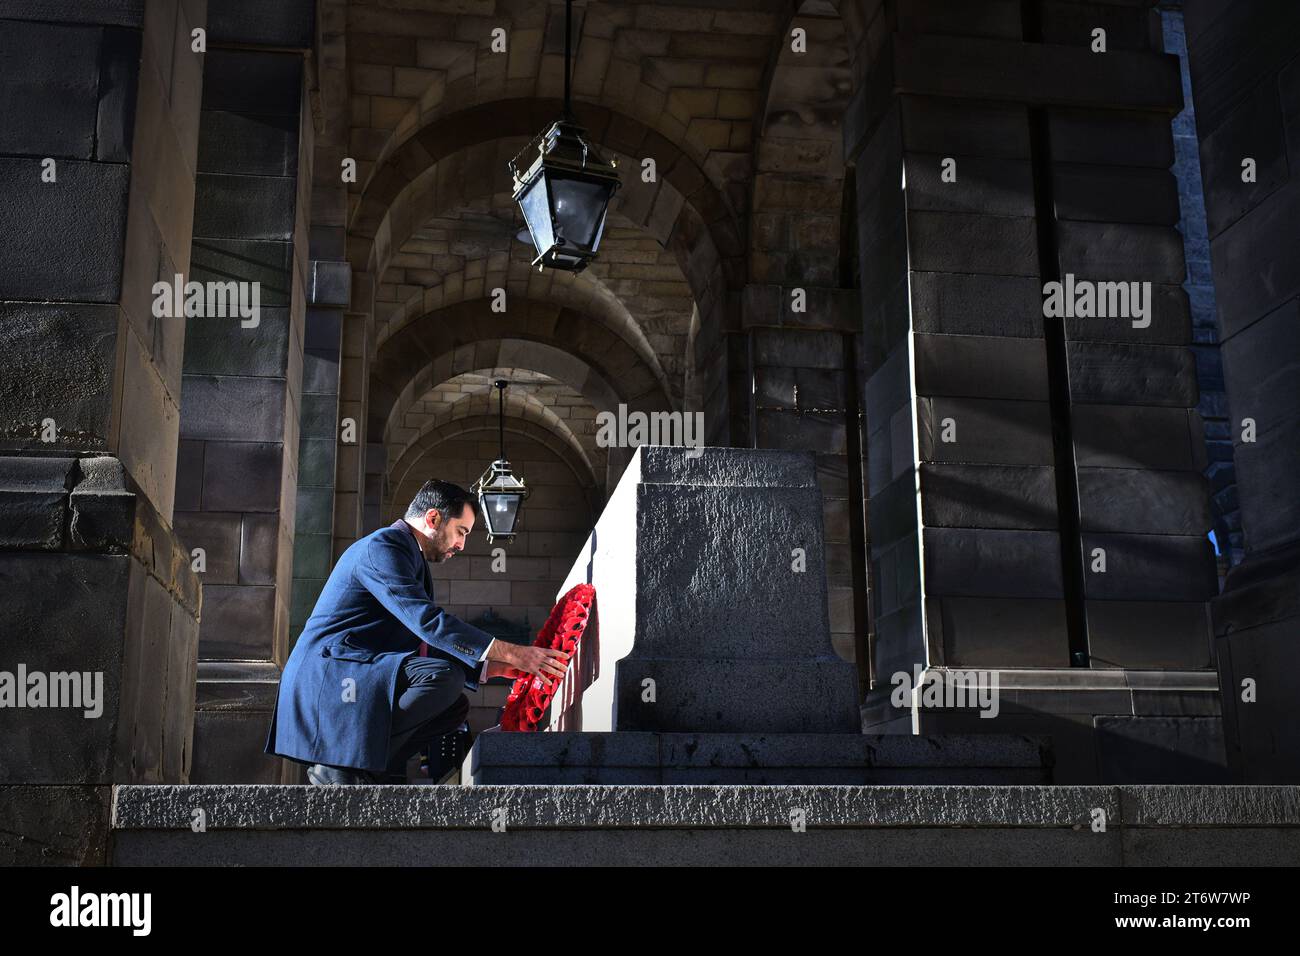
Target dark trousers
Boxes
[383,655,470,778]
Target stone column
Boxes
[852,0,1223,783]
[1185,0,1300,782]
[0,0,205,862]
[290,305,343,644]
[288,106,352,647]
[331,309,371,559]
[174,3,315,783]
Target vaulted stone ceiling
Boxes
[384,366,607,504]
[341,0,860,494]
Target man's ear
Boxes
[425,507,441,530]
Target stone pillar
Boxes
[0,0,205,862]
[331,310,371,558]
[175,2,315,782]
[290,305,343,644]
[1185,0,1300,782]
[363,439,386,534]
[852,0,1224,783]
[288,109,352,646]
[278,0,351,783]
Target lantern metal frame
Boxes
[470,380,529,544]
[508,0,620,274]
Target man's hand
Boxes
[484,659,528,681]
[486,642,570,689]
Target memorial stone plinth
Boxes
[464,446,1051,785]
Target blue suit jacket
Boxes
[264,520,495,772]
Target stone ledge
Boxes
[470,732,1049,767]
[0,1,145,27]
[862,668,1224,727]
[110,784,1300,830]
[0,456,75,548]
[464,731,1052,785]
[632,444,818,488]
[195,660,283,712]
[111,824,1300,866]
[0,454,200,615]
[1122,786,1300,826]
[108,785,1300,865]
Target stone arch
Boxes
[368,297,674,445]
[388,417,602,523]
[375,254,670,402]
[369,138,717,302]
[389,396,598,501]
[352,100,742,285]
[376,200,697,410]
[383,339,620,447]
[351,103,741,416]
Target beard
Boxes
[426,539,455,562]
[416,519,457,562]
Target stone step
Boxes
[461,731,1051,785]
[109,784,1300,866]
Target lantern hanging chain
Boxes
[563,0,592,164]
[563,0,573,121]
[497,380,507,462]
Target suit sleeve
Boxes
[356,532,495,689]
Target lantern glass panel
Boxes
[518,176,553,253]
[549,175,613,251]
[482,493,521,536]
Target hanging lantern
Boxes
[471,380,529,543]
[509,0,620,274]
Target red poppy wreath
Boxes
[500,582,595,732]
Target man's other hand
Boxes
[484,659,525,681]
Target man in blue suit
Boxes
[265,479,570,784]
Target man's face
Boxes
[420,502,475,563]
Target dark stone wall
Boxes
[175,48,306,662]
[851,0,1223,783]
[1186,0,1300,782]
[0,0,206,862]
[0,12,137,452]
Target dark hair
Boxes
[404,479,477,523]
